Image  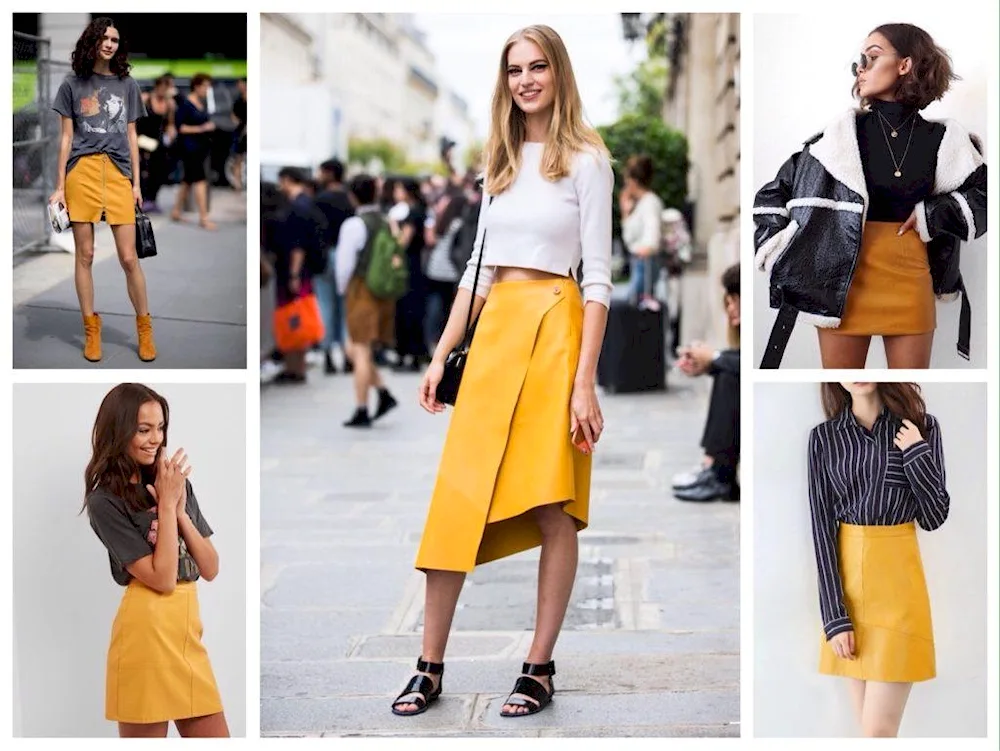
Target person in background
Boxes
[273,167,322,383]
[171,73,216,230]
[422,187,466,351]
[619,154,664,308]
[391,177,430,372]
[335,174,400,427]
[314,158,355,375]
[672,263,741,502]
[137,75,176,213]
[229,78,246,191]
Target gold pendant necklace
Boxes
[875,111,915,178]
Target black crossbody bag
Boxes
[435,196,492,406]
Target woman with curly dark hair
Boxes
[84,383,229,737]
[754,23,987,369]
[49,17,156,363]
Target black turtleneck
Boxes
[856,99,945,222]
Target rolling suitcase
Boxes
[597,257,667,394]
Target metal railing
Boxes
[13,31,69,254]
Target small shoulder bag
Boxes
[435,196,492,406]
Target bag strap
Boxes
[461,195,493,346]
[759,303,798,369]
[354,211,385,279]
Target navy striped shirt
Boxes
[807,407,949,640]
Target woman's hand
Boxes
[829,630,856,660]
[570,380,604,455]
[893,419,925,451]
[898,209,918,236]
[132,184,142,208]
[677,342,714,376]
[418,361,446,414]
[148,448,190,510]
[203,121,216,133]
[48,188,65,207]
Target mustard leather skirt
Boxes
[66,153,135,225]
[106,580,223,723]
[833,221,936,336]
[818,522,935,682]
[415,278,591,572]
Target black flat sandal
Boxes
[391,657,444,716]
[499,660,556,717]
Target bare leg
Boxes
[846,678,866,730]
[818,330,872,368]
[72,222,96,316]
[884,333,934,369]
[503,502,579,715]
[353,342,374,406]
[172,182,189,221]
[394,569,466,712]
[118,721,168,738]
[194,180,217,229]
[861,681,913,737]
[175,711,230,738]
[110,223,150,316]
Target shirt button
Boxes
[554,286,561,295]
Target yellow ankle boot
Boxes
[136,313,157,362]
[82,313,102,362]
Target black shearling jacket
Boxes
[754,109,987,368]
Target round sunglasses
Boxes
[851,51,901,77]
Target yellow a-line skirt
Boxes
[106,580,223,724]
[819,521,936,682]
[65,153,135,225]
[415,278,592,572]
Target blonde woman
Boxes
[391,24,612,718]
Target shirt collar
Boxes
[836,404,891,431]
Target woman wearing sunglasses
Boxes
[754,23,987,369]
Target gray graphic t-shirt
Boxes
[52,73,146,180]
[87,479,214,586]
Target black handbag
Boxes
[136,205,158,259]
[435,196,492,406]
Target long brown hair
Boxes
[483,24,609,195]
[820,382,927,433]
[83,383,169,512]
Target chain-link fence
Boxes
[13,31,69,254]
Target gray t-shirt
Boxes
[87,479,214,586]
[52,72,146,180]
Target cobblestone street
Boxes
[261,368,739,737]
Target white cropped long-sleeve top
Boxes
[458,142,614,308]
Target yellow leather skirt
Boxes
[834,221,936,336]
[818,522,935,682]
[106,580,223,724]
[65,152,135,225]
[415,278,591,572]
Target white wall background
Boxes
[753,382,986,737]
[752,14,990,369]
[13,384,247,738]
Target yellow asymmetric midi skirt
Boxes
[818,522,936,682]
[65,153,135,225]
[834,221,936,336]
[106,580,223,724]
[415,278,591,572]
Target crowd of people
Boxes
[260,158,484,426]
[135,73,247,229]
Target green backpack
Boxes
[357,212,409,300]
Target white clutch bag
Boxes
[137,134,159,152]
[48,201,71,233]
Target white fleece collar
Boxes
[807,108,983,202]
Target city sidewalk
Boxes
[13,185,247,369]
[261,368,740,737]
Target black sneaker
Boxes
[344,407,372,428]
[374,389,399,420]
[324,350,338,375]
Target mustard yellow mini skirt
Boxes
[819,522,935,682]
[66,152,135,225]
[106,580,223,724]
[834,221,936,336]
[415,278,591,572]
